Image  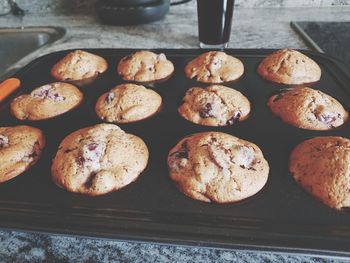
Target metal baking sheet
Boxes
[1,49,350,257]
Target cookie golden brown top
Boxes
[184,51,244,83]
[289,136,350,210]
[117,51,174,82]
[168,132,269,203]
[257,49,321,85]
[51,50,108,85]
[178,85,250,126]
[0,125,45,183]
[51,123,149,196]
[95,83,162,123]
[268,87,348,130]
[10,82,83,121]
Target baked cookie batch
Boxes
[1,48,349,210]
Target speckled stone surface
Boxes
[1,230,350,262]
[1,2,350,262]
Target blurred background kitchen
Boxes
[0,0,350,262]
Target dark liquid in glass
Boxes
[197,0,235,45]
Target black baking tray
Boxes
[1,49,350,257]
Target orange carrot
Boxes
[0,78,21,103]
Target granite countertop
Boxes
[1,2,350,262]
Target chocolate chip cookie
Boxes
[51,50,108,86]
[257,49,321,85]
[178,85,250,126]
[10,82,83,121]
[117,51,174,82]
[168,132,269,203]
[95,83,162,123]
[51,123,149,196]
[268,87,348,130]
[0,125,45,183]
[184,51,244,83]
[289,136,350,210]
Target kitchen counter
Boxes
[1,2,350,262]
[1,4,350,72]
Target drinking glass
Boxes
[196,0,235,49]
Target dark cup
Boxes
[196,0,235,49]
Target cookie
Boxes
[0,125,45,183]
[167,132,269,203]
[51,50,108,86]
[184,51,244,83]
[51,123,149,196]
[10,82,83,121]
[289,136,350,210]
[95,83,162,123]
[117,51,174,82]
[268,87,348,130]
[257,49,321,85]
[178,85,250,126]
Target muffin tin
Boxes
[1,49,350,257]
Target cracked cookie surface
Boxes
[268,87,348,130]
[51,50,108,85]
[10,82,83,121]
[184,51,244,83]
[167,132,269,203]
[51,123,149,196]
[257,49,321,85]
[95,83,162,123]
[117,51,174,82]
[178,85,250,126]
[0,125,45,183]
[289,136,350,210]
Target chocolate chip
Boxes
[208,145,231,171]
[169,141,189,171]
[32,85,65,101]
[170,141,189,159]
[199,103,213,118]
[64,148,74,154]
[105,92,115,104]
[84,172,97,189]
[76,156,85,166]
[211,137,217,143]
[317,113,337,124]
[28,151,38,158]
[81,142,106,163]
[48,92,65,102]
[248,166,257,171]
[87,143,98,151]
[174,150,188,159]
[226,112,241,125]
[32,86,50,98]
